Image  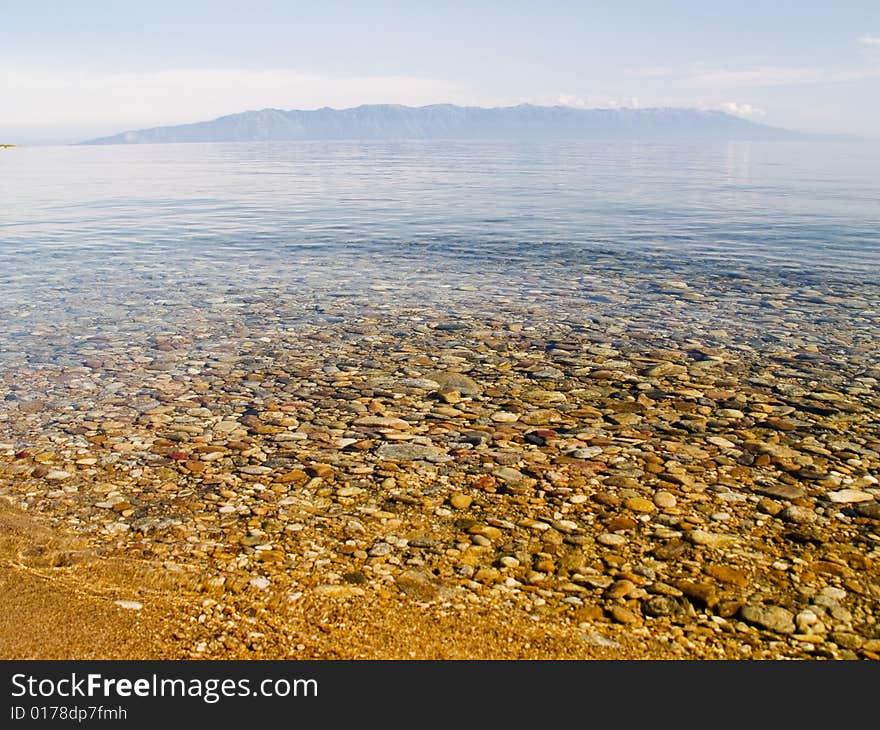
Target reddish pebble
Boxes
[168,451,188,461]
[473,475,497,491]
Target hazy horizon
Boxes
[2,1,879,144]
[10,102,878,148]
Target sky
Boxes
[1,0,879,143]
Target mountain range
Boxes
[81,103,798,144]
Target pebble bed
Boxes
[1,245,879,659]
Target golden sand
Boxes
[0,501,682,660]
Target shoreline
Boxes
[2,273,878,660]
[0,501,682,660]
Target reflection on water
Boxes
[0,138,878,368]
[1,138,879,269]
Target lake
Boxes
[1,138,878,660]
[1,138,878,355]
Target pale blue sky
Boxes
[2,1,879,142]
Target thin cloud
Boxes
[556,93,765,117]
[555,93,640,109]
[683,65,880,88]
[624,62,880,89]
[720,102,765,117]
[859,35,880,46]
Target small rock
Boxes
[739,604,795,634]
[449,493,473,509]
[607,605,641,625]
[113,600,143,610]
[625,497,656,514]
[856,502,880,519]
[569,446,603,459]
[643,595,683,617]
[756,483,806,501]
[376,443,450,463]
[597,533,628,547]
[605,579,636,599]
[705,565,748,586]
[395,569,441,602]
[780,505,816,524]
[686,530,738,549]
[826,489,874,504]
[676,580,718,608]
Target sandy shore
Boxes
[1,501,685,660]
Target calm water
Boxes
[2,138,879,272]
[0,138,878,370]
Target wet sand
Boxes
[0,501,685,660]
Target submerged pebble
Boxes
[1,244,878,661]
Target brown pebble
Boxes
[275,469,308,484]
[625,497,656,514]
[607,605,641,625]
[605,516,638,531]
[307,463,334,479]
[605,579,636,599]
[652,540,687,560]
[705,565,749,587]
[675,580,718,608]
[594,492,621,507]
[757,497,784,516]
[574,605,605,623]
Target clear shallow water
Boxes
[0,138,878,374]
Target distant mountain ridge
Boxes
[81,103,797,144]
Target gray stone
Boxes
[429,372,482,395]
[399,377,442,390]
[368,542,393,557]
[569,446,603,459]
[643,595,683,618]
[739,604,796,634]
[829,632,864,650]
[856,502,880,519]
[780,505,816,524]
[826,489,874,504]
